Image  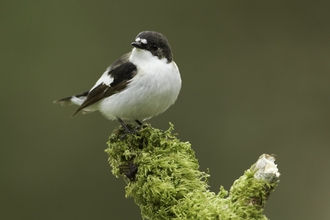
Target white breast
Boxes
[98,48,181,121]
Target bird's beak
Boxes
[131,41,143,49]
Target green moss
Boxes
[105,124,279,219]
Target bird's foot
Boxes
[117,117,140,139]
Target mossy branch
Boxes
[105,123,280,219]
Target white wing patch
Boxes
[90,70,114,91]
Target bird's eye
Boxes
[151,44,158,50]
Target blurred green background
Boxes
[1,1,330,219]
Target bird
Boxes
[54,31,181,134]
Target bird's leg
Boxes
[116,117,135,139]
[135,120,143,126]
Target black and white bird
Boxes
[54,31,181,134]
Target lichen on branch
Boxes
[105,123,280,219]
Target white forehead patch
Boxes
[135,37,147,44]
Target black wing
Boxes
[72,52,137,116]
